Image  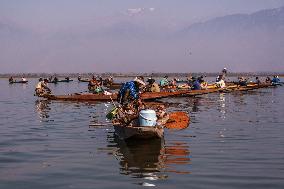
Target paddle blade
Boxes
[165,112,190,130]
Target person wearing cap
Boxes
[35,78,51,96]
[160,76,169,87]
[146,78,160,92]
[117,77,146,105]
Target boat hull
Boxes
[48,79,73,83]
[114,125,164,140]
[9,81,28,84]
[43,93,117,101]
[41,84,274,102]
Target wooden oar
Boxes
[165,112,190,130]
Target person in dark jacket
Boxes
[191,77,201,90]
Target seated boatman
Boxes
[191,77,201,90]
[238,77,247,86]
[88,77,103,94]
[35,78,51,96]
[117,76,146,105]
[216,75,226,88]
[271,75,281,84]
[146,78,160,92]
[160,76,169,87]
[9,76,14,83]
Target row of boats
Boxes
[38,80,282,140]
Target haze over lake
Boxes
[1,0,284,73]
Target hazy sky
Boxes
[1,0,284,73]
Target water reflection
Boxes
[218,93,226,120]
[112,136,192,184]
[114,138,166,178]
[164,141,192,174]
[190,97,201,113]
[35,100,51,122]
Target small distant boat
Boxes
[48,79,73,83]
[78,78,90,82]
[9,80,28,84]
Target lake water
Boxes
[0,78,284,189]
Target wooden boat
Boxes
[42,93,117,101]
[114,124,164,140]
[41,83,274,102]
[113,111,190,140]
[78,78,90,82]
[9,80,28,84]
[104,82,123,89]
[41,90,195,102]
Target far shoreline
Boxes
[0,72,283,79]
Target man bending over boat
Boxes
[117,76,146,105]
[114,77,146,124]
[35,78,51,97]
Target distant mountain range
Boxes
[1,6,284,73]
[172,6,284,72]
[179,6,284,36]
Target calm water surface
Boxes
[0,78,283,189]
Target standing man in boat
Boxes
[117,76,146,105]
[222,68,227,80]
[35,78,51,96]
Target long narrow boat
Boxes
[41,83,274,101]
[42,93,117,101]
[41,90,193,101]
[9,80,28,84]
[48,79,73,83]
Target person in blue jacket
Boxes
[117,77,146,105]
[191,77,201,90]
[271,76,281,84]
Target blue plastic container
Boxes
[139,109,157,127]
